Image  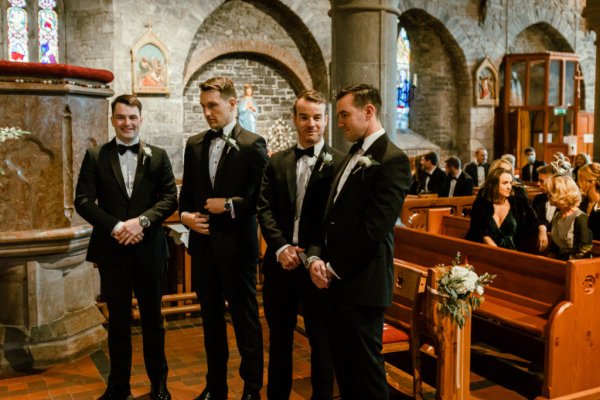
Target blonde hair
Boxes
[200,76,237,100]
[546,175,581,210]
[578,162,600,193]
[489,158,513,175]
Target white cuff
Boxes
[111,221,124,237]
[276,244,291,261]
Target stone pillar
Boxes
[585,2,600,162]
[329,0,401,151]
[0,63,113,376]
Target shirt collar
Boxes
[360,128,385,153]
[221,119,236,138]
[115,137,140,146]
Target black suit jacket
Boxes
[74,138,178,264]
[257,144,344,274]
[179,123,268,265]
[310,134,411,307]
[464,162,489,186]
[417,166,446,194]
[521,160,546,181]
[439,172,474,198]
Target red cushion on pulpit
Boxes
[0,61,114,83]
[382,323,409,344]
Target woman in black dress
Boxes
[578,162,600,239]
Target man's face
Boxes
[336,94,369,143]
[200,90,236,130]
[476,150,488,164]
[421,157,432,171]
[111,103,143,144]
[538,172,550,193]
[526,150,536,163]
[446,165,457,177]
[293,98,328,147]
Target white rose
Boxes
[451,266,478,294]
[476,285,484,296]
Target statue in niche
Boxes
[238,83,258,133]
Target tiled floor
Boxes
[0,315,540,400]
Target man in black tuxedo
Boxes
[257,90,343,400]
[464,147,490,187]
[417,151,446,194]
[521,147,546,181]
[439,156,474,197]
[75,94,177,400]
[179,77,268,400]
[307,84,411,399]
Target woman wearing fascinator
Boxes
[577,162,600,239]
[546,161,593,259]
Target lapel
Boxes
[285,147,297,207]
[324,153,353,217]
[108,138,129,198]
[130,141,148,199]
[214,124,240,193]
[199,131,214,195]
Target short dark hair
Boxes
[336,84,382,115]
[524,147,535,154]
[423,151,439,165]
[200,76,237,100]
[445,156,461,170]
[111,94,142,115]
[483,167,514,203]
[292,89,328,115]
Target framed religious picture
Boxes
[131,25,170,95]
[475,57,498,106]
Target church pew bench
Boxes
[393,226,600,399]
[400,195,475,227]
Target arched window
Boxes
[396,27,412,131]
[4,0,61,63]
[7,0,29,62]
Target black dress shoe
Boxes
[240,391,260,400]
[151,384,171,400]
[97,385,132,400]
[194,389,227,400]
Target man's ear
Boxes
[364,103,376,119]
[228,97,237,108]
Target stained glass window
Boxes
[38,0,58,63]
[8,0,29,62]
[396,27,411,130]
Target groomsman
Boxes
[464,147,490,186]
[417,151,446,194]
[257,90,343,399]
[307,84,411,399]
[179,77,268,400]
[439,156,474,197]
[75,94,177,400]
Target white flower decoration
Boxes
[224,135,240,153]
[319,152,334,172]
[353,155,380,174]
[143,146,152,158]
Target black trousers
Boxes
[98,256,168,390]
[322,293,388,400]
[263,264,334,400]
[193,249,263,396]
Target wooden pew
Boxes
[393,226,600,399]
[400,196,475,227]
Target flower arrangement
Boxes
[434,253,496,328]
[266,118,295,153]
[353,154,379,173]
[319,152,334,171]
[1,127,31,174]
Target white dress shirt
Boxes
[208,119,237,218]
[448,171,461,197]
[112,137,140,234]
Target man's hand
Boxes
[277,246,305,270]
[114,218,144,245]
[205,198,227,214]
[181,211,210,235]
[310,260,331,289]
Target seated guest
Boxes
[409,154,425,195]
[578,162,600,239]
[572,153,591,183]
[532,164,557,231]
[467,167,547,251]
[489,158,528,201]
[464,147,489,187]
[500,153,516,171]
[417,151,446,194]
[546,174,593,259]
[521,147,546,182]
[440,156,474,197]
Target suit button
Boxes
[330,221,335,225]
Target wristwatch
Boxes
[304,255,321,270]
[224,198,232,211]
[139,215,151,228]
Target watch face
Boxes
[140,217,150,227]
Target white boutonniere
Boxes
[319,152,334,172]
[353,154,380,174]
[142,146,152,163]
[223,135,240,154]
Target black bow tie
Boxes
[117,143,140,155]
[425,172,432,177]
[349,139,364,154]
[478,164,484,167]
[206,129,224,141]
[451,177,458,181]
[294,146,315,160]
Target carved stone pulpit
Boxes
[0,61,114,376]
